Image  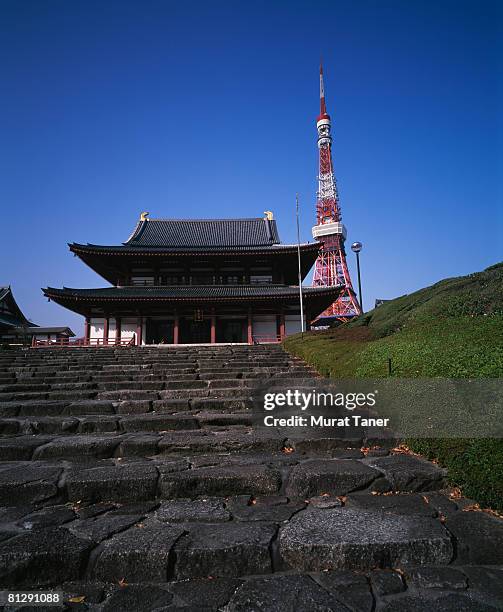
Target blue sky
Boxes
[1,0,501,333]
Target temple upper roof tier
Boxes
[68,217,321,286]
[69,242,319,256]
[123,217,281,248]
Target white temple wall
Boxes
[89,313,300,345]
[120,319,138,343]
[90,318,105,340]
[33,334,50,341]
[88,318,144,345]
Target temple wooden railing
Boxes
[252,334,282,344]
[31,336,136,348]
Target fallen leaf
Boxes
[482,508,503,519]
[449,487,462,499]
[462,503,481,512]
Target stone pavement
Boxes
[0,344,501,611]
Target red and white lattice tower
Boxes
[311,63,361,323]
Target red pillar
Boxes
[247,308,253,345]
[115,317,122,345]
[210,309,216,344]
[136,318,143,346]
[103,317,109,345]
[279,310,286,340]
[173,312,179,345]
[84,318,90,345]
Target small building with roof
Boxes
[0,286,34,343]
[0,286,74,345]
[43,213,343,345]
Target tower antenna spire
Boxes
[311,63,362,323]
[319,60,328,118]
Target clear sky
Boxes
[1,0,501,334]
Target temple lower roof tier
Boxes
[43,285,343,317]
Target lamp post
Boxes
[351,241,363,312]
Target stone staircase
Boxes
[0,345,501,611]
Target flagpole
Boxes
[296,194,305,334]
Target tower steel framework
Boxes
[311,64,362,323]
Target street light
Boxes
[351,241,363,312]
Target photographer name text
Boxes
[263,414,390,427]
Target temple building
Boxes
[43,213,343,345]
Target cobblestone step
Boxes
[0,396,255,417]
[0,344,501,605]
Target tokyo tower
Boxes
[311,63,361,323]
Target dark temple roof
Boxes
[123,218,281,248]
[44,285,342,302]
[69,242,319,256]
[0,286,34,328]
[28,326,75,336]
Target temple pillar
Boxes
[103,317,109,345]
[210,309,216,344]
[136,318,143,346]
[115,317,122,345]
[247,308,253,345]
[84,318,90,345]
[174,312,179,345]
[279,309,286,340]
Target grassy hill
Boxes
[284,262,503,509]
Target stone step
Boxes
[0,413,213,435]
[0,383,52,392]
[0,483,500,591]
[0,396,254,418]
[0,359,299,369]
[0,429,285,461]
[279,507,454,571]
[95,382,165,391]
[0,568,500,611]
[0,390,98,402]
[0,367,314,385]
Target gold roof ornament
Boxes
[140,211,150,221]
[264,211,274,221]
